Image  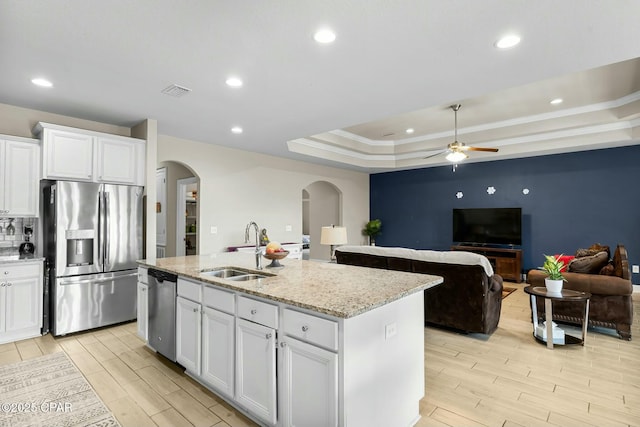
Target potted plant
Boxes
[362,219,382,246]
[538,254,567,293]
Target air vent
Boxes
[161,84,192,97]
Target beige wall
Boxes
[0,102,370,256]
[158,135,370,255]
[0,102,131,138]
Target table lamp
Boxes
[320,225,348,262]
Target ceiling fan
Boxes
[424,104,499,162]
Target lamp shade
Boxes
[320,226,348,245]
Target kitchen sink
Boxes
[227,274,269,281]
[200,268,272,281]
[200,268,249,278]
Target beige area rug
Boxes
[0,351,121,427]
[502,286,517,299]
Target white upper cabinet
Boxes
[0,135,41,217]
[34,122,145,186]
[40,127,94,181]
[97,136,145,185]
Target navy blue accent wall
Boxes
[370,145,640,283]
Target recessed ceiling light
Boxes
[226,77,243,88]
[231,126,243,134]
[550,98,563,105]
[495,34,521,49]
[314,29,336,44]
[31,77,53,88]
[405,128,415,134]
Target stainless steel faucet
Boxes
[244,221,262,270]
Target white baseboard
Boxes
[633,284,640,293]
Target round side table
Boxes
[523,286,591,349]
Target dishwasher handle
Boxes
[148,268,177,284]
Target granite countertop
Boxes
[138,253,443,318]
[0,255,46,264]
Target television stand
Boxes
[451,245,522,283]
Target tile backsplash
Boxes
[0,217,37,254]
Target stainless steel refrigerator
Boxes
[42,180,143,336]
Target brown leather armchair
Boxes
[527,244,633,340]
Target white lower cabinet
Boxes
[137,266,149,341]
[136,282,148,341]
[176,296,201,374]
[279,336,338,427]
[236,318,277,426]
[0,261,43,345]
[202,306,235,398]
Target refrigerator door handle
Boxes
[59,272,137,286]
[104,191,111,268]
[97,190,103,270]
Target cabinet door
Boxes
[0,286,5,333]
[5,276,41,332]
[1,139,40,216]
[176,296,202,374]
[44,129,94,181]
[137,282,148,341]
[236,318,277,425]
[202,306,235,398]
[280,337,338,427]
[97,137,141,184]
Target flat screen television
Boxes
[453,207,522,246]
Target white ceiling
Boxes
[1,1,639,173]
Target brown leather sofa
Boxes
[527,244,633,340]
[335,246,504,334]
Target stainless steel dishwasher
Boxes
[147,268,178,362]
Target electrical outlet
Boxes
[285,225,292,232]
[633,265,639,274]
[210,226,218,234]
[385,323,397,340]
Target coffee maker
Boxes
[19,225,35,258]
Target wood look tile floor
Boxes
[1,283,639,426]
[419,283,640,427]
[1,322,257,427]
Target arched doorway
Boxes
[157,161,200,257]
[302,181,342,261]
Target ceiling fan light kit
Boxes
[445,151,468,163]
[424,104,499,164]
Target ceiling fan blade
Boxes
[465,147,499,152]
[423,149,448,159]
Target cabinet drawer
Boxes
[177,278,201,302]
[283,309,338,351]
[282,244,301,255]
[137,267,148,284]
[237,296,278,329]
[203,285,235,314]
[1,262,42,279]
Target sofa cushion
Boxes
[568,251,608,274]
[527,269,632,296]
[336,245,494,276]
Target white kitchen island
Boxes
[138,253,442,427]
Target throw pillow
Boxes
[599,262,615,276]
[568,251,609,274]
[554,254,575,272]
[575,243,610,258]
